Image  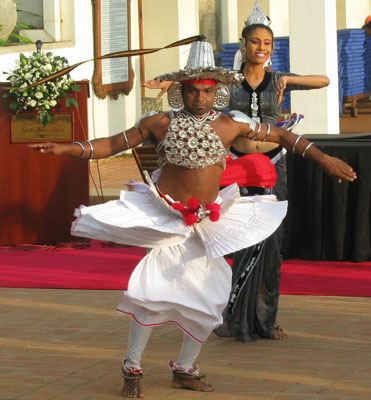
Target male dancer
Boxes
[29,39,356,398]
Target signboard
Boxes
[92,0,134,99]
[11,114,73,143]
[101,0,129,85]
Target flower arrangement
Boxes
[3,50,80,126]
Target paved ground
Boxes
[1,107,370,399]
[1,288,371,400]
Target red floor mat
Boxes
[0,241,370,296]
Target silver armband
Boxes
[230,110,257,133]
[134,111,160,128]
[122,131,131,149]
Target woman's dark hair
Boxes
[241,23,274,43]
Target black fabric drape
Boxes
[283,134,371,262]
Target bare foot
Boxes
[171,372,214,392]
[272,325,287,340]
[122,374,144,398]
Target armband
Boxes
[230,110,257,134]
[134,111,160,128]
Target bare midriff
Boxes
[231,136,278,153]
[157,162,224,205]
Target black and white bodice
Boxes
[228,71,304,124]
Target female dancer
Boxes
[143,21,330,343]
[215,21,329,342]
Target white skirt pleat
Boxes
[71,181,287,342]
[116,234,232,343]
[195,190,287,260]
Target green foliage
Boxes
[65,97,78,109]
[0,23,35,46]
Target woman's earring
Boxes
[263,57,272,69]
[239,38,247,63]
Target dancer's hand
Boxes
[320,154,357,183]
[142,79,173,99]
[275,76,287,105]
[27,142,67,156]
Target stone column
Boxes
[288,0,339,134]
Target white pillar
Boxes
[221,0,239,43]
[337,0,371,29]
[142,0,198,97]
[268,0,289,37]
[177,0,199,67]
[288,0,339,134]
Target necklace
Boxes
[177,108,221,123]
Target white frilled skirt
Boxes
[71,182,287,342]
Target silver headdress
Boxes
[157,36,243,84]
[245,0,271,27]
[156,36,243,110]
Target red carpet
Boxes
[280,259,371,297]
[0,241,146,290]
[0,241,370,296]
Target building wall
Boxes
[1,0,370,138]
[141,0,198,102]
[0,0,141,140]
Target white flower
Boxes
[6,50,77,126]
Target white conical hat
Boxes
[156,36,243,84]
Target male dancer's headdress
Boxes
[156,36,243,110]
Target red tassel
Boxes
[206,203,220,213]
[187,198,199,210]
[209,212,220,222]
[171,202,185,211]
[184,213,199,226]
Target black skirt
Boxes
[214,154,287,341]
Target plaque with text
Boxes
[11,114,73,143]
[92,0,134,99]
